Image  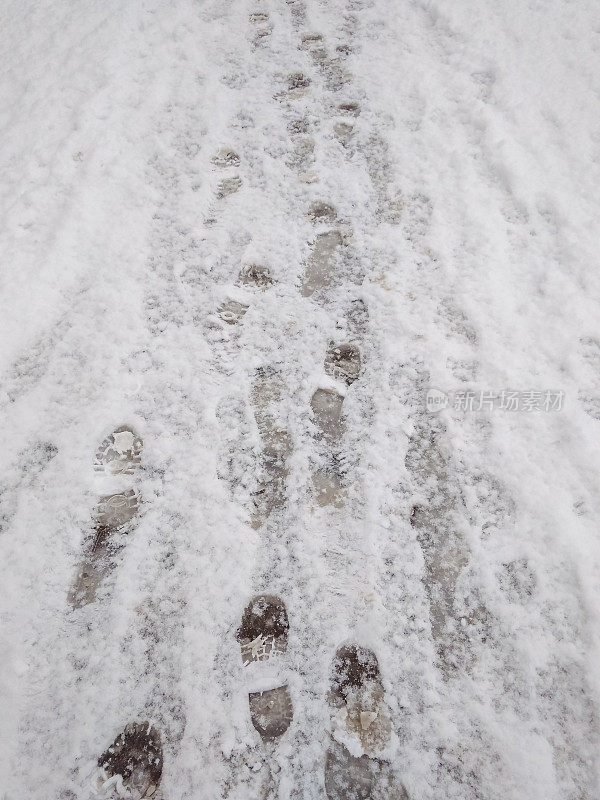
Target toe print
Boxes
[96,722,163,800]
[324,343,361,386]
[237,593,289,665]
[217,299,249,325]
[217,176,242,198]
[238,263,273,289]
[94,426,142,476]
[307,201,337,224]
[285,72,311,97]
[212,148,241,168]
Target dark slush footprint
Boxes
[325,738,374,800]
[406,425,470,669]
[68,491,141,608]
[94,427,142,475]
[328,645,391,755]
[311,388,345,444]
[326,739,409,800]
[248,687,294,740]
[250,368,293,528]
[301,230,344,297]
[237,595,293,742]
[310,387,346,507]
[237,593,289,665]
[324,343,361,386]
[96,721,162,799]
[249,11,269,23]
[285,72,311,97]
[307,200,337,224]
[238,263,273,289]
[338,102,361,116]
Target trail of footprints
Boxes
[60,6,484,799]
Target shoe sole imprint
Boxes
[325,738,374,800]
[324,343,361,386]
[301,230,344,297]
[406,425,470,665]
[237,594,289,665]
[325,737,409,800]
[250,369,292,528]
[238,263,273,289]
[329,645,391,754]
[249,686,293,740]
[217,299,249,325]
[97,721,162,799]
[237,595,292,742]
[68,491,140,608]
[311,388,345,445]
[94,426,143,475]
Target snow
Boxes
[1,0,599,798]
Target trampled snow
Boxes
[0,0,599,798]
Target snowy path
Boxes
[1,0,599,799]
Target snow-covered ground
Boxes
[1,0,599,797]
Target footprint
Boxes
[579,336,600,419]
[212,148,241,167]
[217,299,249,325]
[237,595,293,742]
[300,32,328,63]
[406,424,471,669]
[333,120,355,147]
[249,11,269,23]
[324,343,361,386]
[250,368,293,528]
[327,645,391,755]
[310,385,347,508]
[288,136,315,170]
[299,170,319,184]
[96,489,141,530]
[338,102,361,116]
[250,12,272,44]
[301,230,344,297]
[307,200,337,224]
[287,117,310,135]
[325,738,373,800]
[238,263,273,289]
[94,426,142,475]
[285,72,311,98]
[217,176,242,198]
[68,492,141,608]
[312,468,345,509]
[299,32,325,50]
[95,721,162,799]
[311,388,345,444]
[70,429,142,608]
